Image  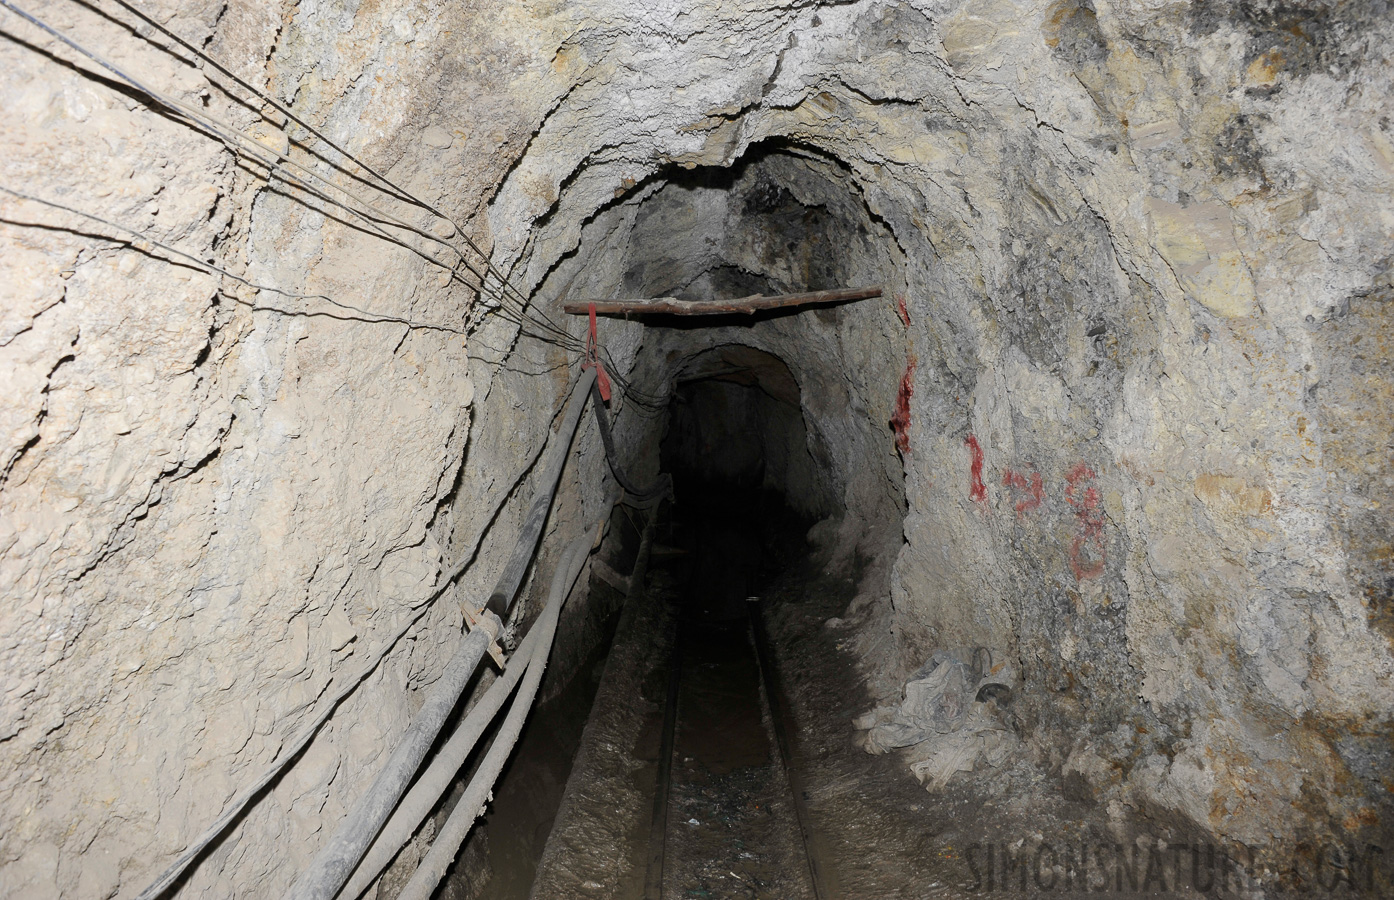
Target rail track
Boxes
[642,578,837,900]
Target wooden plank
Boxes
[562,285,882,316]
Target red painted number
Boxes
[1065,463,1106,580]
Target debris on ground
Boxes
[854,649,1019,788]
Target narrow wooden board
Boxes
[563,285,882,316]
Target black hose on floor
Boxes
[337,594,557,899]
[280,630,492,900]
[395,517,607,900]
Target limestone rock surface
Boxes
[0,0,1390,896]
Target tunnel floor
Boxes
[496,484,1208,900]
[649,488,814,900]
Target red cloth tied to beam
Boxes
[584,302,612,402]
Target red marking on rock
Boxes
[1002,468,1044,515]
[965,434,987,502]
[895,292,911,327]
[1064,463,1105,580]
[1065,465,1098,493]
[891,357,917,456]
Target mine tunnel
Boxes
[1,2,1392,899]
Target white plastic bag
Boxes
[855,647,1018,787]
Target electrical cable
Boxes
[129,370,588,900]
[598,347,669,411]
[2,0,585,354]
[0,0,489,300]
[99,0,545,319]
[393,519,604,900]
[95,0,577,348]
[280,631,493,900]
[336,589,552,899]
[590,378,672,500]
[606,366,669,415]
[22,0,486,295]
[131,607,440,900]
[97,0,424,209]
[484,367,599,619]
[0,185,469,335]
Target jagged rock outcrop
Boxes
[1,0,1389,895]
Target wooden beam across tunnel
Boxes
[563,285,883,317]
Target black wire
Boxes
[3,0,587,354]
[602,349,669,412]
[0,185,476,335]
[1,0,164,93]
[4,2,650,377]
[80,0,423,211]
[99,0,550,322]
[1,1,502,301]
[589,379,672,500]
[485,307,583,352]
[246,169,501,304]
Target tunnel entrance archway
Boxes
[661,344,831,525]
[557,143,913,590]
[457,144,916,900]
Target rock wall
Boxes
[490,0,1394,868]
[0,0,1390,896]
[0,1,607,896]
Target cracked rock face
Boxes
[1,0,1391,896]
[503,0,1394,859]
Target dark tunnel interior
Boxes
[433,138,918,898]
[444,343,836,900]
[7,4,1394,898]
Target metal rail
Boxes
[642,589,837,900]
[748,596,839,900]
[643,615,684,900]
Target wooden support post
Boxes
[562,285,882,316]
